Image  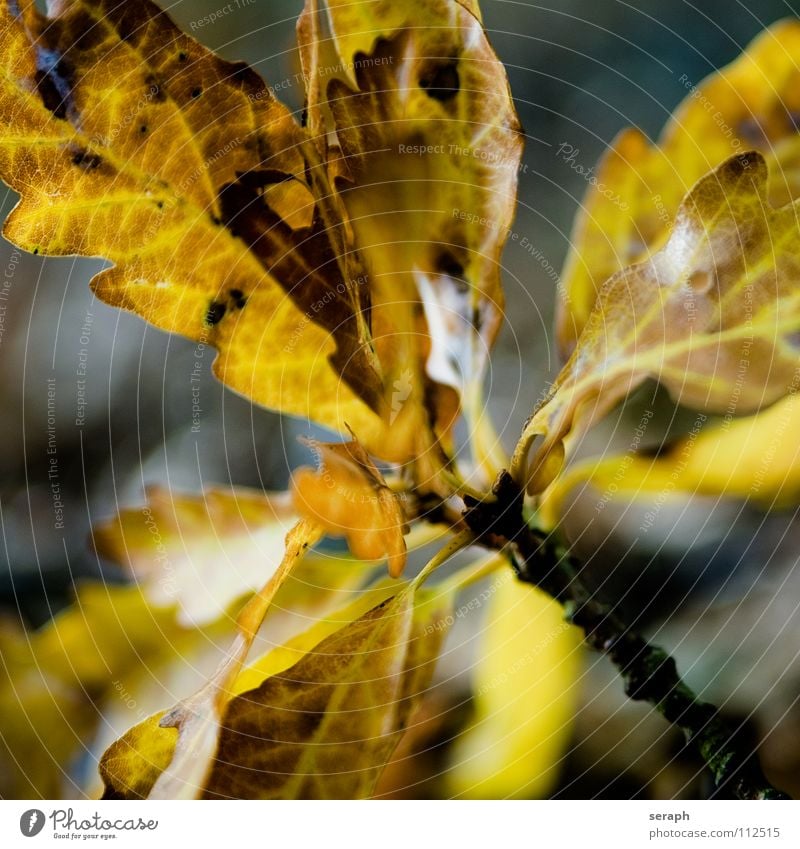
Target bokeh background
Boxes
[3,0,800,798]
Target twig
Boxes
[461,471,789,800]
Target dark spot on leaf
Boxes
[177,51,188,63]
[436,252,465,280]
[210,215,222,226]
[139,124,148,134]
[191,87,203,99]
[144,75,165,103]
[71,148,103,170]
[205,301,227,326]
[420,59,460,102]
[156,201,164,210]
[229,288,247,309]
[33,248,40,256]
[33,49,74,120]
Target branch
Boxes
[461,471,789,800]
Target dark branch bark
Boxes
[461,471,789,800]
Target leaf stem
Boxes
[461,471,789,800]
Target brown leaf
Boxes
[513,152,800,493]
[292,438,409,576]
[557,20,800,353]
[201,586,454,799]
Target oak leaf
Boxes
[514,153,800,494]
[100,581,452,799]
[557,20,800,352]
[291,438,409,576]
[0,0,522,472]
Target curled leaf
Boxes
[558,19,800,352]
[540,391,800,527]
[292,438,409,576]
[101,582,453,799]
[94,486,297,626]
[514,153,800,494]
[144,519,323,799]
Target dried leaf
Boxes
[558,20,800,352]
[298,0,522,450]
[540,392,800,526]
[0,0,395,449]
[514,153,800,494]
[142,519,323,799]
[99,579,403,799]
[94,486,297,626]
[292,438,409,576]
[446,576,582,798]
[201,586,454,799]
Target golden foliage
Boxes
[446,576,582,798]
[291,438,409,576]
[514,153,800,494]
[557,20,800,352]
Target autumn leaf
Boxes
[0,582,231,798]
[0,0,384,438]
[291,438,409,576]
[513,152,800,494]
[445,575,582,798]
[557,20,800,353]
[298,0,522,467]
[539,391,800,527]
[0,0,522,476]
[136,519,323,799]
[93,485,298,626]
[100,581,453,799]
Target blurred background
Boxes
[3,0,800,798]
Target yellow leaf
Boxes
[141,519,323,799]
[98,579,403,799]
[0,583,220,798]
[446,576,582,798]
[94,485,298,626]
[513,152,800,494]
[298,0,522,470]
[0,0,395,451]
[201,586,454,799]
[558,20,800,352]
[291,438,409,576]
[540,391,800,527]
